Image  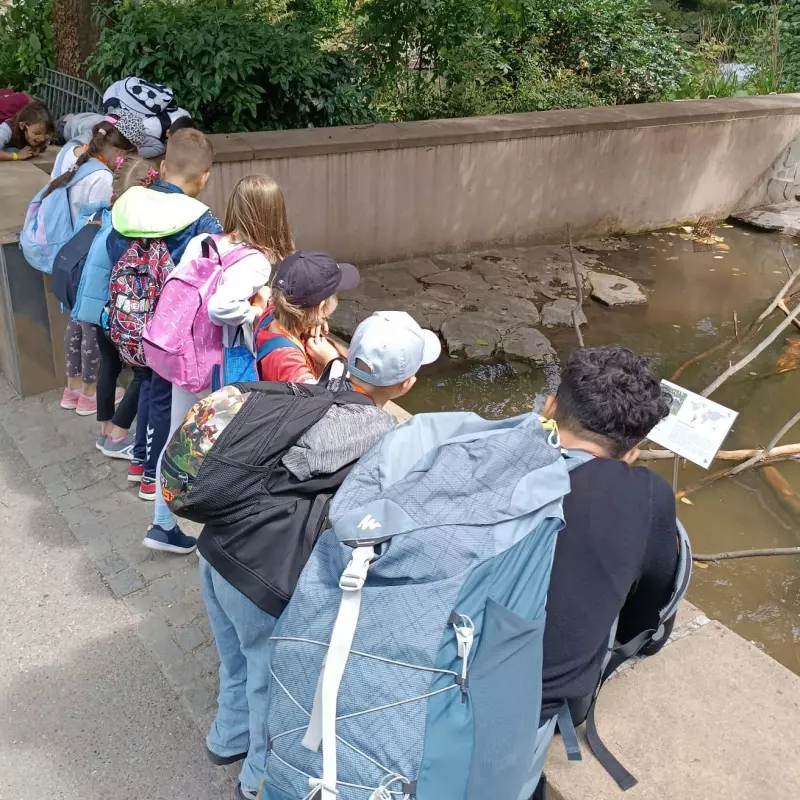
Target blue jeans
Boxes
[199,555,277,793]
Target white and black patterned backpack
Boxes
[103,77,175,117]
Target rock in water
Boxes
[542,298,587,327]
[732,202,800,235]
[441,315,501,359]
[500,329,557,366]
[587,271,647,307]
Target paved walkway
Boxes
[0,377,237,798]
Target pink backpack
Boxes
[142,236,257,392]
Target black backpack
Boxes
[52,217,102,310]
[181,379,375,617]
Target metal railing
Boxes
[34,69,103,120]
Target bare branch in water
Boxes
[701,301,800,397]
[729,409,800,477]
[777,298,800,332]
[639,443,800,461]
[676,454,800,499]
[567,224,585,348]
[693,547,800,562]
[733,310,739,342]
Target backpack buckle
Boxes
[339,546,375,591]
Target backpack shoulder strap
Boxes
[256,334,303,362]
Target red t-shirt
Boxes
[255,311,318,383]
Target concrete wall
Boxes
[200,96,800,263]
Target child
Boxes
[107,128,222,553]
[95,157,160,458]
[50,112,147,415]
[255,251,361,383]
[198,310,440,800]
[147,174,294,552]
[0,101,54,161]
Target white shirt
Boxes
[50,144,113,223]
[0,122,12,149]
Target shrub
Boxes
[88,0,375,133]
[357,0,686,120]
[0,0,55,90]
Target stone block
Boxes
[96,551,132,578]
[181,678,217,718]
[422,270,488,293]
[105,567,146,598]
[175,623,209,653]
[395,256,443,279]
[767,177,794,204]
[588,271,647,307]
[441,315,501,359]
[784,137,800,168]
[500,328,557,366]
[542,298,587,327]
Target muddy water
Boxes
[401,226,800,675]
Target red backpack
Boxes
[0,90,32,124]
[108,239,174,365]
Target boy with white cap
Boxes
[199,309,440,800]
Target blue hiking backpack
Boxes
[262,411,573,800]
[262,413,692,800]
[20,142,109,274]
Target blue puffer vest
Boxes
[71,205,114,325]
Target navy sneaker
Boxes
[235,784,258,800]
[206,745,246,767]
[142,524,197,555]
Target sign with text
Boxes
[648,380,737,469]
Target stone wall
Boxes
[737,135,800,209]
[199,96,800,263]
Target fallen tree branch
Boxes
[671,250,800,383]
[638,443,800,462]
[676,453,800,499]
[693,547,800,562]
[777,298,800,332]
[729,409,800,477]
[567,223,585,348]
[701,300,800,397]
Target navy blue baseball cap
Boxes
[273,251,360,307]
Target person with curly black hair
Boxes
[538,346,677,720]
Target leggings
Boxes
[64,320,100,383]
[95,326,145,427]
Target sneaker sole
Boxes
[138,491,156,501]
[127,473,144,484]
[101,448,135,461]
[141,536,196,555]
[60,402,78,410]
[75,408,97,417]
[95,440,107,452]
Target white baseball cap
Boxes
[348,311,441,386]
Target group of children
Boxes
[21,106,442,800]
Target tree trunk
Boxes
[52,0,99,78]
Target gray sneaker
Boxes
[95,434,107,452]
[101,434,135,460]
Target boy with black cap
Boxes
[200,309,440,800]
[255,250,361,384]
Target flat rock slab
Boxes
[542,298,587,327]
[588,271,647,306]
[441,314,502,359]
[500,328,557,366]
[732,201,800,235]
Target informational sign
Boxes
[648,380,737,469]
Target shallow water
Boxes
[402,226,800,675]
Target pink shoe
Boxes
[115,387,125,406]
[75,393,97,417]
[60,388,79,410]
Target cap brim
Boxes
[336,262,361,293]
[420,330,442,365]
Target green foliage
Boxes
[782,0,800,90]
[357,0,686,120]
[0,0,55,90]
[88,0,374,133]
[288,0,352,28]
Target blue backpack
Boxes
[20,142,109,274]
[262,413,692,800]
[262,412,573,800]
[71,207,114,325]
